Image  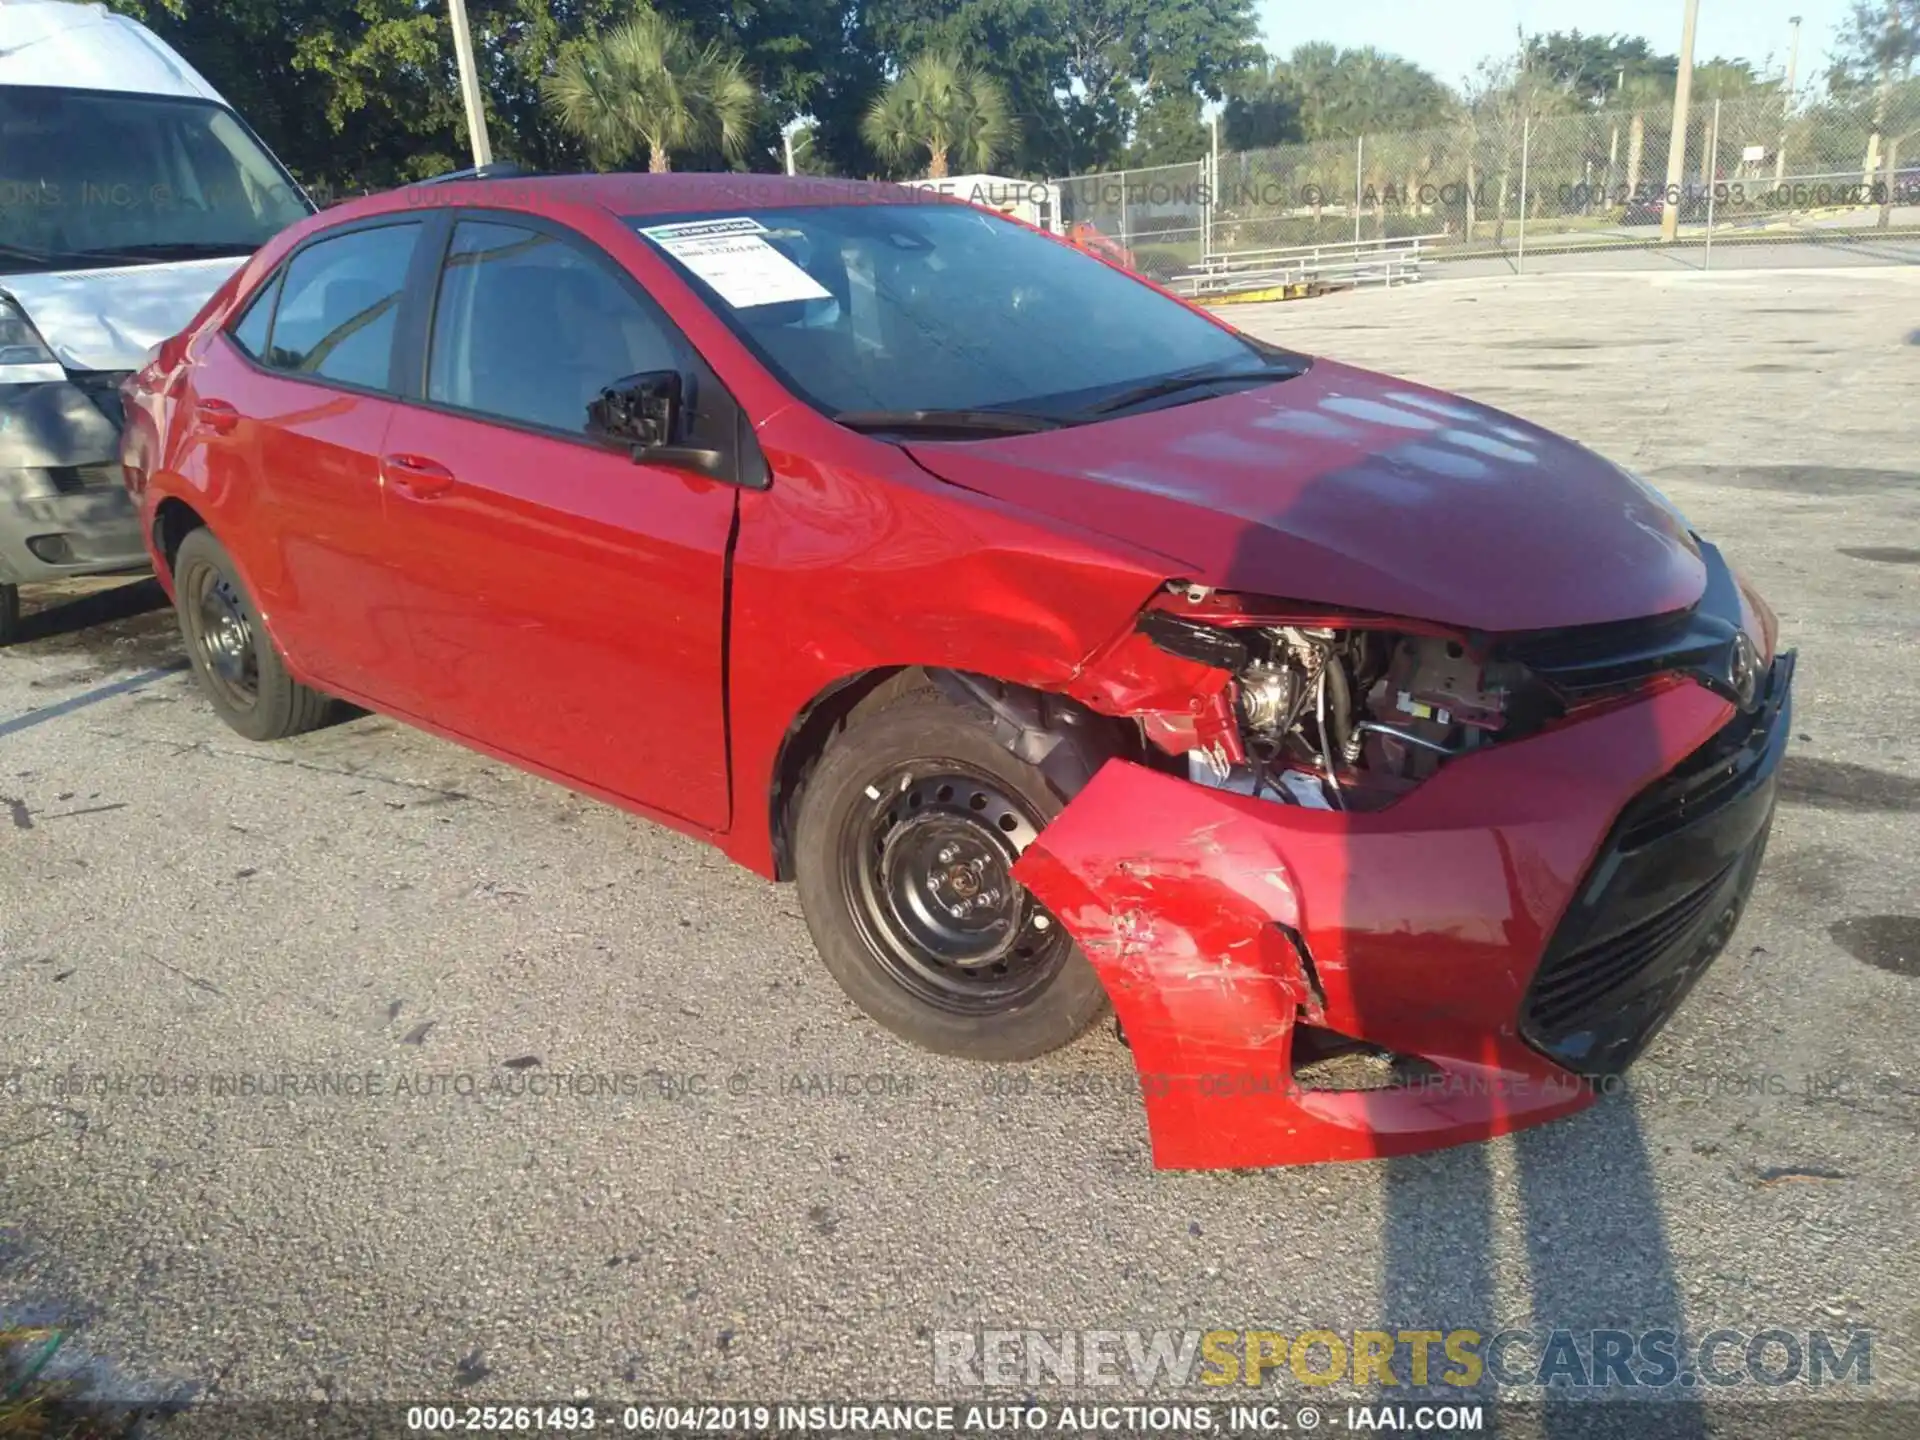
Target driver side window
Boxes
[426,220,682,437]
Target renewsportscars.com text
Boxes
[934,1327,1872,1391]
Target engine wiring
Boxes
[1189,620,1526,812]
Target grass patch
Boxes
[0,1328,144,1439]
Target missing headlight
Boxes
[1144,608,1559,812]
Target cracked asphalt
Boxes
[1,268,1917,1423]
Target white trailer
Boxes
[900,174,1061,233]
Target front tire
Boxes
[793,686,1109,1061]
[173,528,331,741]
[0,582,19,646]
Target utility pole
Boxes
[1775,15,1801,183]
[1660,0,1702,243]
[448,0,492,169]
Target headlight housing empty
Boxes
[0,295,65,385]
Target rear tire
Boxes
[0,583,18,646]
[793,685,1109,1061]
[173,528,331,741]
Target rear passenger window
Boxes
[427,220,682,436]
[261,222,420,390]
[228,271,280,359]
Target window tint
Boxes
[264,222,419,389]
[427,221,682,436]
[228,271,279,359]
[0,86,311,272]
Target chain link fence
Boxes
[1057,93,1920,282]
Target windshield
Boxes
[631,203,1293,418]
[0,85,312,274]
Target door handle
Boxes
[379,453,456,499]
[195,398,240,434]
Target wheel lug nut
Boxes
[1033,915,1051,931]
[938,845,958,863]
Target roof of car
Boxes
[386,171,972,219]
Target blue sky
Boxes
[1255,0,1856,96]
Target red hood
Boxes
[905,359,1706,632]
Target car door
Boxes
[199,218,422,699]
[376,214,738,830]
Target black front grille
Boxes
[1520,652,1793,1079]
[1524,854,1750,1067]
[45,463,124,495]
[1497,606,1699,698]
[1616,648,1793,851]
[1494,538,1758,708]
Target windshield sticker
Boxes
[641,218,831,308]
[642,217,769,241]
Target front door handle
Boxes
[195,398,240,434]
[379,453,456,499]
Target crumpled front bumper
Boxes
[1012,663,1791,1170]
[0,378,146,586]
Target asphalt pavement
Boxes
[2,267,1916,1425]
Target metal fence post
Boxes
[1704,97,1721,270]
[1517,113,1530,272]
[1118,167,1130,250]
[1354,135,1364,245]
[1205,114,1220,262]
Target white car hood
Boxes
[0,256,244,372]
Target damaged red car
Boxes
[120,174,1792,1169]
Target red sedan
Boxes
[120,174,1791,1169]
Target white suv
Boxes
[0,0,313,640]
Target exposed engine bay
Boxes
[1134,591,1560,812]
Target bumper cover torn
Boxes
[1012,661,1790,1169]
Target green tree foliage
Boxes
[542,7,756,172]
[1126,86,1208,166]
[1222,43,1451,149]
[1823,0,1920,156]
[1691,58,1773,103]
[1829,0,1920,95]
[861,50,1017,177]
[131,1,1864,194]
[108,0,1259,183]
[107,1,632,192]
[1522,31,1677,104]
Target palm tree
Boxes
[542,7,756,173]
[1616,73,1672,204]
[861,51,1017,179]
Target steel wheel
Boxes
[187,563,260,712]
[839,764,1069,1015]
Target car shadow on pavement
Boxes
[6,576,170,649]
[1381,1109,1702,1436]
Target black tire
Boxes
[793,684,1110,1061]
[0,582,18,647]
[173,527,331,741]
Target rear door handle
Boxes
[195,398,240,434]
[379,453,456,499]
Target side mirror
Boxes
[588,369,682,451]
[586,369,726,479]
